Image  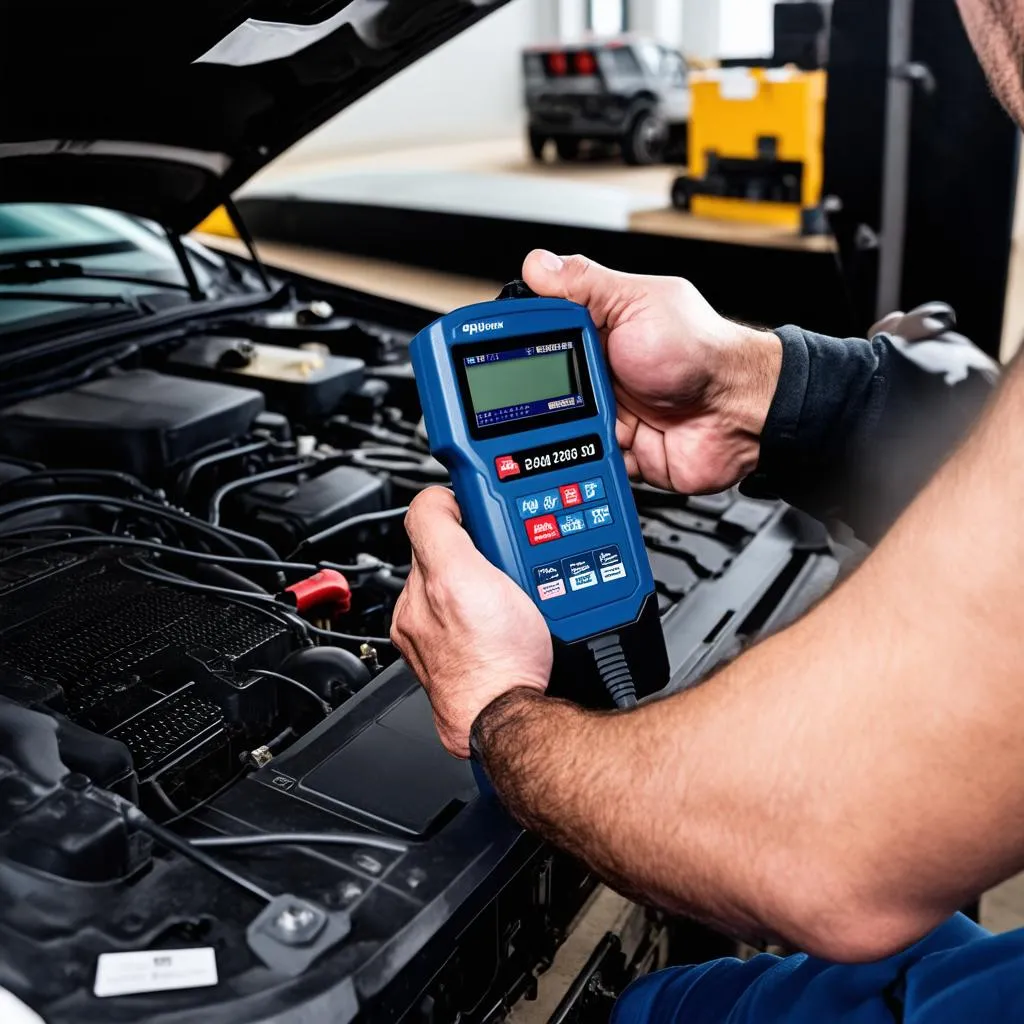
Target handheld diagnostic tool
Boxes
[410,286,669,709]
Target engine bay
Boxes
[0,261,842,1022]
[0,297,437,826]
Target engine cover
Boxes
[0,370,265,482]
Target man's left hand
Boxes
[391,487,553,758]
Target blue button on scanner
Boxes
[518,489,562,519]
[585,504,614,530]
[557,510,588,536]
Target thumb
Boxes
[522,250,632,330]
[404,486,473,573]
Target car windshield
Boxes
[0,203,237,334]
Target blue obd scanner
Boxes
[410,282,669,709]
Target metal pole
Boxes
[876,0,915,318]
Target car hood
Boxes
[0,0,510,232]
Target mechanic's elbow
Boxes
[778,876,941,963]
[798,908,936,964]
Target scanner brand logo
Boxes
[462,320,505,336]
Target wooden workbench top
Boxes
[629,207,838,253]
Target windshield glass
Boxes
[0,203,234,333]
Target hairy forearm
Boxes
[472,689,718,918]
[474,647,830,952]
[474,359,1024,962]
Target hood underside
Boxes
[0,0,509,231]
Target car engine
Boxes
[0,301,434,825]
[0,269,842,1023]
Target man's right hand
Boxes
[522,251,782,494]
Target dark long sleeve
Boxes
[741,325,998,544]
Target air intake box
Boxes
[0,370,264,482]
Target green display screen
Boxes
[466,350,574,414]
[455,330,593,439]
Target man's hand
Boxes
[523,250,782,494]
[390,487,552,758]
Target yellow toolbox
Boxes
[671,68,827,234]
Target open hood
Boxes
[0,0,510,232]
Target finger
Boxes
[404,486,483,576]
[391,567,428,678]
[615,405,639,450]
[522,251,631,331]
[629,420,672,492]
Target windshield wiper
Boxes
[0,289,148,314]
[0,258,194,295]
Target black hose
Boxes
[192,832,407,854]
[208,460,314,525]
[303,622,395,647]
[206,451,360,526]
[0,492,276,560]
[0,533,317,575]
[175,439,272,500]
[128,809,274,904]
[0,468,160,504]
[291,506,410,557]
[250,669,331,717]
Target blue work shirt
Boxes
[612,914,1024,1022]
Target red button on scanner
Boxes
[495,455,521,480]
[525,515,562,546]
[560,483,583,507]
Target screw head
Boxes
[275,905,318,934]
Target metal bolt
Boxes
[275,905,318,935]
[241,745,273,769]
[359,643,380,674]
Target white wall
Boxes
[634,0,776,61]
[279,0,547,161]
[631,0,685,47]
[717,0,775,58]
[557,0,589,42]
[680,0,721,58]
[271,0,777,164]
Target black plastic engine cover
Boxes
[231,465,389,553]
[0,370,265,482]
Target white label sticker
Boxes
[94,948,218,998]
[569,571,599,591]
[600,563,628,583]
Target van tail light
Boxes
[575,51,597,75]
[546,52,568,76]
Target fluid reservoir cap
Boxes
[217,340,256,369]
[297,301,335,325]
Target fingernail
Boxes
[536,250,564,272]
